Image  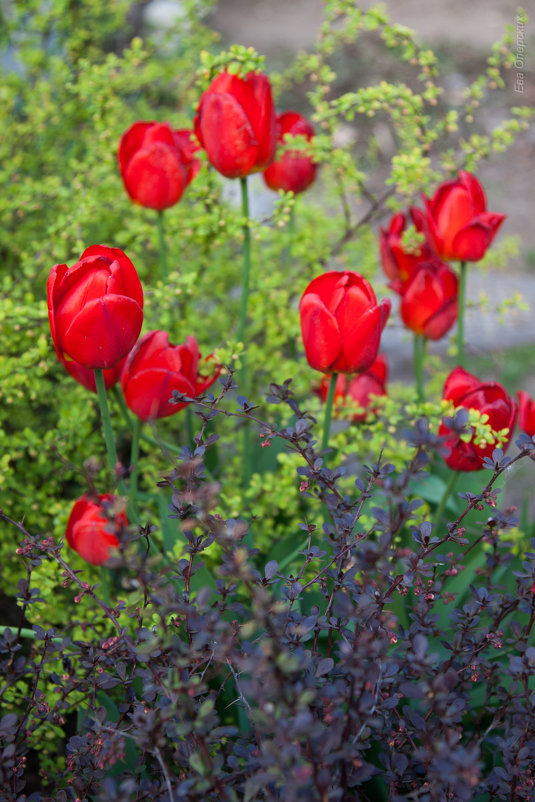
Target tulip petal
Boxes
[249,73,277,169]
[451,213,506,261]
[197,92,259,178]
[458,170,487,214]
[63,295,143,369]
[118,121,156,174]
[123,368,195,421]
[123,143,187,210]
[422,295,458,340]
[81,246,144,309]
[439,422,483,472]
[47,263,68,356]
[338,305,383,373]
[299,293,342,372]
[61,356,124,393]
[518,390,535,437]
[443,366,482,405]
[72,517,119,565]
[368,354,388,384]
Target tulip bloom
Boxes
[439,367,517,471]
[194,70,276,179]
[317,355,388,423]
[65,494,127,566]
[47,245,143,370]
[299,271,390,374]
[517,391,535,438]
[121,331,219,421]
[423,170,506,262]
[118,121,200,211]
[379,207,432,292]
[60,356,126,394]
[263,111,317,195]
[400,259,458,340]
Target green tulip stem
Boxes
[433,470,460,533]
[238,175,252,487]
[94,369,127,496]
[322,372,338,454]
[157,209,167,283]
[413,334,426,403]
[112,385,133,428]
[457,260,467,367]
[278,533,310,572]
[284,204,295,269]
[0,625,62,644]
[237,176,251,347]
[186,405,194,448]
[129,415,141,512]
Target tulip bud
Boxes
[399,259,458,340]
[317,355,388,422]
[439,367,517,471]
[299,271,390,374]
[263,111,317,195]
[120,331,219,421]
[194,70,277,179]
[423,170,506,262]
[65,494,127,565]
[118,122,200,211]
[47,245,143,371]
[517,390,535,438]
[379,207,432,292]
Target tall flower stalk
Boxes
[457,260,467,367]
[157,210,168,283]
[237,177,252,347]
[94,369,127,497]
[322,372,338,454]
[413,334,426,403]
[238,176,253,485]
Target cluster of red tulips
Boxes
[47,65,534,567]
[379,171,505,340]
[118,71,317,211]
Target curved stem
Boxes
[157,209,167,283]
[413,334,426,403]
[457,260,467,367]
[322,372,339,454]
[433,470,460,533]
[94,369,127,496]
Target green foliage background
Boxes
[0,0,532,626]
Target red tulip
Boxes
[118,121,200,211]
[47,245,143,371]
[121,331,219,421]
[317,355,388,422]
[423,170,506,262]
[263,111,317,194]
[399,259,458,340]
[379,207,432,292]
[60,355,126,394]
[194,70,276,179]
[439,367,517,471]
[517,391,535,437]
[299,271,390,374]
[118,122,200,211]
[65,494,127,566]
